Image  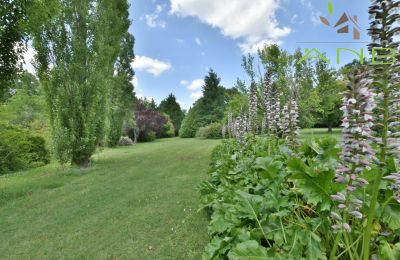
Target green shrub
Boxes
[0,125,50,174]
[196,122,223,139]
[159,120,175,138]
[137,130,156,142]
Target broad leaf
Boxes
[382,203,400,230]
[228,240,269,260]
[287,158,337,210]
[379,242,400,260]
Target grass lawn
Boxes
[0,138,220,259]
[300,128,341,140]
[0,129,339,259]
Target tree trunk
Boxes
[72,156,91,168]
[328,124,333,133]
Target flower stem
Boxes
[363,84,389,259]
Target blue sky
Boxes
[23,0,371,110]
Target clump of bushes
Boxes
[0,124,50,174]
[118,136,134,146]
[132,99,176,142]
[196,122,223,139]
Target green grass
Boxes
[300,128,341,140]
[0,138,220,259]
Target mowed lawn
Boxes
[0,138,220,259]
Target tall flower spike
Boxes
[248,82,258,135]
[235,112,248,148]
[222,125,226,139]
[331,69,377,232]
[280,99,300,149]
[261,113,267,135]
[228,111,233,138]
[263,70,273,135]
[269,83,281,136]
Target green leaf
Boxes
[302,230,326,260]
[228,240,269,260]
[254,157,282,179]
[202,236,230,260]
[379,242,400,260]
[287,158,337,210]
[209,214,234,234]
[382,203,400,230]
[235,191,264,220]
[328,0,334,16]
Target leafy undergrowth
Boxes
[199,137,400,259]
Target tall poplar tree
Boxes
[108,32,135,147]
[32,0,130,166]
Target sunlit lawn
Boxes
[0,138,220,259]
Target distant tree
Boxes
[180,69,227,138]
[293,49,321,128]
[0,0,28,100]
[149,99,157,111]
[315,59,344,132]
[258,44,290,97]
[132,98,174,142]
[108,31,135,147]
[0,72,47,130]
[32,0,130,166]
[159,94,184,135]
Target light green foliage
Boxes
[196,122,223,139]
[160,116,175,138]
[108,32,135,147]
[0,138,219,259]
[0,124,50,174]
[0,72,48,132]
[32,0,130,166]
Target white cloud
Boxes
[187,79,204,91]
[22,47,36,74]
[176,38,185,44]
[132,55,172,76]
[180,80,189,85]
[291,14,298,24]
[170,0,291,53]
[145,4,167,28]
[238,39,282,54]
[131,76,139,88]
[195,37,201,45]
[190,91,203,100]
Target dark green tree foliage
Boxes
[180,70,226,138]
[108,31,135,147]
[159,94,184,136]
[0,0,28,100]
[315,59,343,132]
[32,0,129,166]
